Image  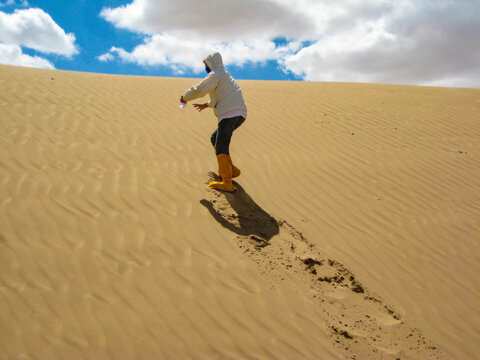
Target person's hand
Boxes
[193,103,208,112]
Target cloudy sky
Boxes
[1,0,479,87]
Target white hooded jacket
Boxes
[183,52,247,120]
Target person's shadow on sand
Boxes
[200,172,279,241]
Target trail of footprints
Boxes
[207,190,444,359]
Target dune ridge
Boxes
[1,65,479,359]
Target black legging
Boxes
[210,116,245,155]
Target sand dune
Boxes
[0,64,479,359]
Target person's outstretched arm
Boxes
[182,72,218,102]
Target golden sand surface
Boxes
[0,65,479,359]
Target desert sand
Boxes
[0,64,479,359]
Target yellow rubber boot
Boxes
[209,154,236,192]
[213,145,240,178]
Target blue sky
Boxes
[1,0,479,87]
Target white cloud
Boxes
[97,52,114,62]
[99,34,298,73]
[281,1,480,87]
[0,43,53,68]
[0,7,78,69]
[0,0,15,6]
[100,0,313,41]
[0,8,78,56]
[0,0,29,7]
[100,0,480,87]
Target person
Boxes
[180,52,247,192]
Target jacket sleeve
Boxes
[183,73,218,102]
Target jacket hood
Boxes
[203,52,224,71]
